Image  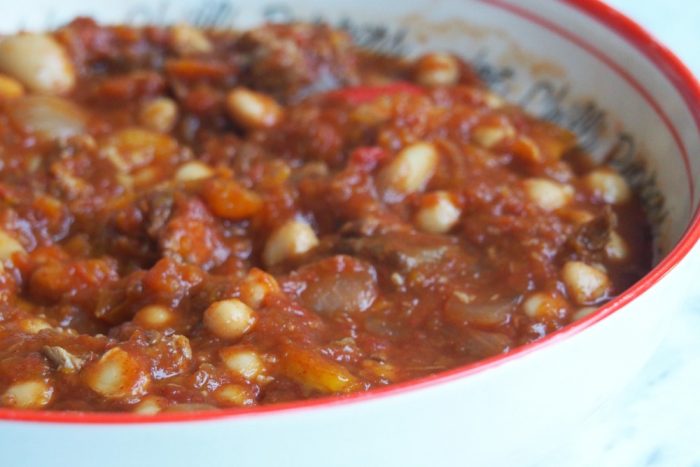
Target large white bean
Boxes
[239,268,280,308]
[263,219,319,267]
[414,53,460,87]
[522,292,568,319]
[139,97,178,133]
[377,142,439,199]
[1,380,53,409]
[523,178,574,211]
[83,347,150,399]
[171,24,213,55]
[0,34,75,94]
[214,384,255,407]
[561,261,611,305]
[415,191,461,234]
[605,231,629,261]
[583,168,631,205]
[226,87,282,130]
[220,347,266,381]
[174,161,214,182]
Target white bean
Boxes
[378,142,439,199]
[214,384,255,407]
[133,395,169,414]
[472,123,515,149]
[522,292,568,319]
[220,347,266,381]
[415,191,461,233]
[239,268,280,308]
[0,34,75,94]
[226,87,282,130]
[139,97,178,133]
[1,380,53,409]
[263,219,319,267]
[83,347,150,399]
[0,230,25,261]
[203,299,257,340]
[523,178,574,211]
[414,53,460,87]
[174,161,215,182]
[171,24,213,55]
[606,231,629,261]
[133,305,175,330]
[561,261,611,305]
[583,168,631,205]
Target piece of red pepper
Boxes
[324,82,424,104]
[349,146,388,171]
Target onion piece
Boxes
[8,95,87,140]
[444,293,516,328]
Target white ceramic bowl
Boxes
[1,1,698,466]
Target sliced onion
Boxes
[298,256,378,316]
[444,294,516,328]
[8,95,87,140]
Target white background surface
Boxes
[538,3,700,466]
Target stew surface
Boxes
[0,19,651,412]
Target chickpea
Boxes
[522,292,568,319]
[523,178,574,211]
[174,161,215,182]
[139,97,178,133]
[561,261,611,305]
[0,33,75,94]
[83,347,150,399]
[170,23,213,55]
[0,230,25,261]
[415,191,461,234]
[377,142,439,199]
[1,380,53,409]
[0,73,24,99]
[239,268,280,308]
[414,53,460,87]
[226,87,282,130]
[214,384,255,407]
[133,305,176,330]
[583,168,631,205]
[203,299,257,340]
[263,219,319,267]
[220,347,266,381]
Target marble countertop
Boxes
[538,3,700,466]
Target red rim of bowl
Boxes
[1,0,699,424]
